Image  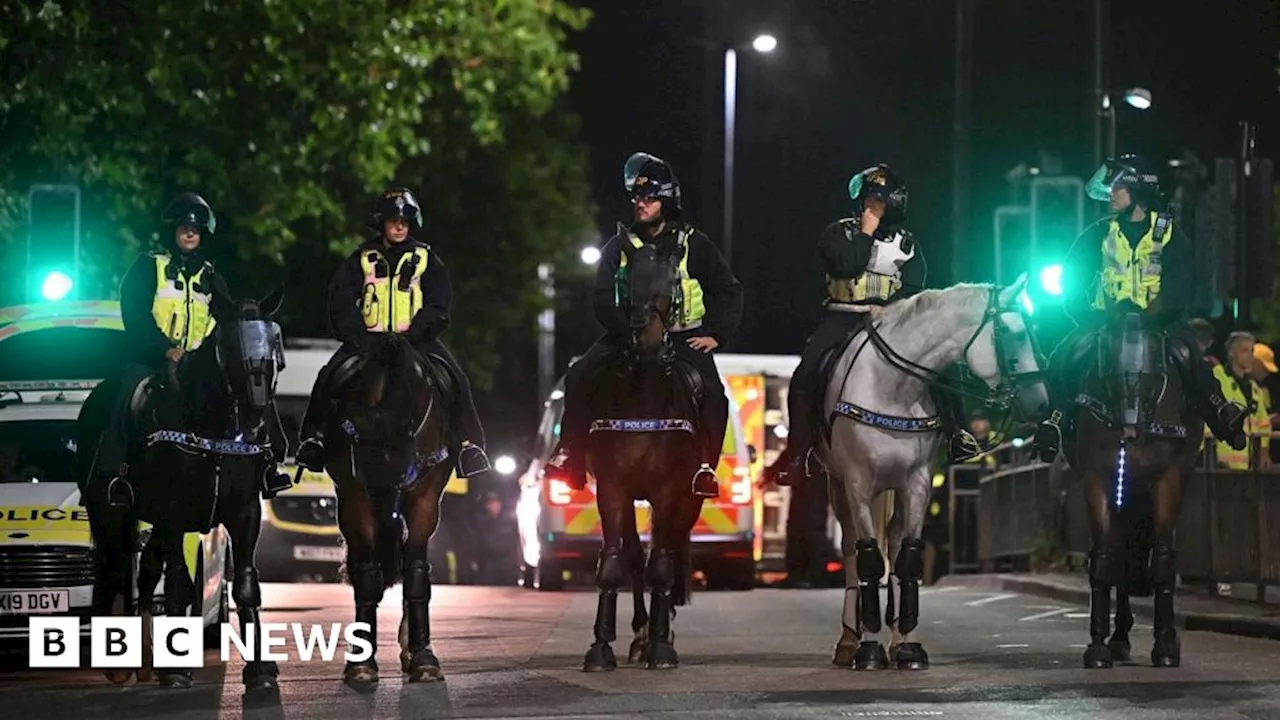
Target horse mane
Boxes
[876,282,994,327]
[365,333,431,440]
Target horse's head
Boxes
[207,284,286,438]
[619,241,679,358]
[958,273,1050,420]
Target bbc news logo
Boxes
[28,618,373,668]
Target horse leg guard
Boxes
[1149,546,1181,668]
[1084,549,1121,669]
[584,548,624,672]
[343,562,383,686]
[644,549,679,669]
[1109,590,1134,662]
[230,566,278,689]
[854,539,889,670]
[403,558,442,682]
[891,538,929,671]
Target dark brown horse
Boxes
[319,332,454,687]
[579,242,704,672]
[1060,310,1201,668]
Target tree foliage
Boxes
[0,0,595,387]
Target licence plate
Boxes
[293,545,344,562]
[0,589,71,616]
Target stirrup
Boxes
[457,442,491,478]
[261,464,294,499]
[106,473,134,508]
[692,464,719,498]
[295,437,325,473]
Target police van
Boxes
[0,302,229,644]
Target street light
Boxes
[1102,87,1153,159]
[537,245,602,405]
[724,32,779,270]
[494,455,518,475]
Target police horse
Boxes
[577,241,710,672]
[77,285,289,689]
[317,331,459,687]
[817,274,1049,670]
[1056,309,1204,668]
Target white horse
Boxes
[819,273,1049,670]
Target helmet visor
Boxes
[624,152,665,194]
[173,205,215,233]
[1086,161,1133,201]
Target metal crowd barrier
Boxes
[965,432,1280,598]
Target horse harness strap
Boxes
[832,401,941,433]
[589,418,695,434]
[1071,392,1189,438]
[146,429,272,457]
[337,419,451,470]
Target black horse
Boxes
[579,242,706,672]
[76,285,288,690]
[1059,311,1202,669]
[318,332,455,687]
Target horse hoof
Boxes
[1151,636,1180,668]
[400,650,412,674]
[646,641,679,670]
[344,661,380,687]
[1107,638,1132,662]
[627,637,647,665]
[894,642,929,670]
[104,669,134,685]
[1083,643,1113,669]
[583,643,617,672]
[853,641,889,671]
[832,642,857,668]
[407,649,444,683]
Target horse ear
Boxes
[997,272,1029,308]
[259,284,285,320]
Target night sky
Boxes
[482,0,1280,457]
[558,0,1280,354]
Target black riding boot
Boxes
[295,398,327,472]
[930,385,981,463]
[1169,336,1248,449]
[691,400,724,499]
[763,383,815,486]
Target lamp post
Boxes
[1102,87,1153,160]
[722,33,777,270]
[537,247,601,405]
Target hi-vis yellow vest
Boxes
[1211,364,1271,469]
[360,245,430,333]
[1092,211,1174,311]
[151,253,215,351]
[826,220,915,304]
[618,228,705,331]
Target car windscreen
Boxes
[0,420,79,484]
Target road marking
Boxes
[996,643,1030,648]
[964,593,1018,606]
[1064,612,1091,618]
[920,586,961,595]
[1018,607,1074,621]
[1068,643,1087,648]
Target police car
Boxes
[0,302,229,644]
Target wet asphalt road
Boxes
[1,581,1279,719]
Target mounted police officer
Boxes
[543,152,744,498]
[294,186,492,479]
[762,164,981,487]
[1032,154,1248,460]
[95,192,256,497]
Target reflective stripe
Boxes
[359,246,430,333]
[151,253,215,351]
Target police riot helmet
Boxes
[1086,154,1161,210]
[370,186,424,231]
[848,163,908,228]
[161,192,216,234]
[624,152,682,216]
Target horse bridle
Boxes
[865,285,1049,414]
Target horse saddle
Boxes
[1071,314,1187,438]
[672,356,704,408]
